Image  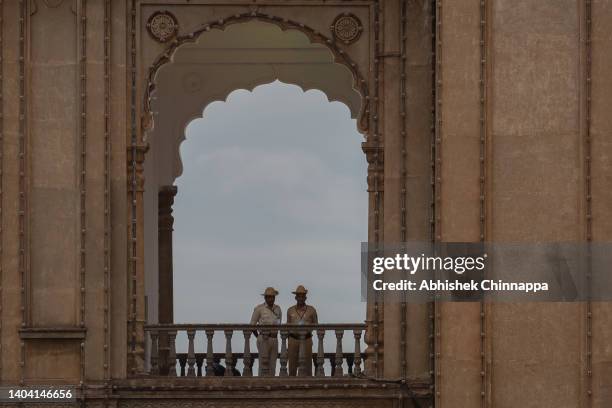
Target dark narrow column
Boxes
[158,186,177,375]
[158,185,178,325]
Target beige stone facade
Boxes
[0,0,611,407]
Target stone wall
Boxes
[0,1,610,407]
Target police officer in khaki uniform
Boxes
[287,285,318,376]
[250,287,282,376]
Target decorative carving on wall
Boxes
[363,143,384,193]
[331,13,362,45]
[143,13,370,134]
[147,11,179,43]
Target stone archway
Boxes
[142,13,371,137]
[146,19,367,188]
[129,9,383,376]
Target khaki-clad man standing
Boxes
[287,285,318,376]
[250,287,282,376]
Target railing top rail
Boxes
[144,323,366,331]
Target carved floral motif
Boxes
[147,11,179,43]
[144,13,370,133]
[331,14,362,44]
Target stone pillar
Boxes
[128,142,148,375]
[158,186,177,325]
[157,186,177,376]
[591,2,612,406]
[362,143,384,377]
[381,0,403,380]
[436,0,483,404]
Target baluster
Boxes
[353,329,362,375]
[179,355,187,376]
[334,329,344,377]
[297,329,306,377]
[346,355,354,374]
[196,354,204,377]
[150,330,159,375]
[248,351,255,373]
[205,329,214,376]
[186,329,196,376]
[230,356,237,374]
[279,329,288,376]
[224,329,233,376]
[329,355,336,377]
[168,330,177,377]
[316,329,325,377]
[243,330,253,376]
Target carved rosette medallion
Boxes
[147,11,179,43]
[331,13,363,45]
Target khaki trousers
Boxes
[256,335,278,376]
[288,337,313,376]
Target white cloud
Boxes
[173,81,367,325]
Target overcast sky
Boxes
[172,81,367,325]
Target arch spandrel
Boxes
[140,8,373,138]
[147,20,367,185]
[139,4,372,78]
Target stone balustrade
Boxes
[145,323,366,377]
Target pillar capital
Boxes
[159,185,178,198]
[127,142,150,162]
[362,142,384,192]
[127,143,150,192]
[158,186,178,231]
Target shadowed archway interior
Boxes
[143,20,368,330]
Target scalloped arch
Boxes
[142,11,370,137]
[170,79,359,180]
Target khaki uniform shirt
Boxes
[250,303,282,326]
[286,305,318,325]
